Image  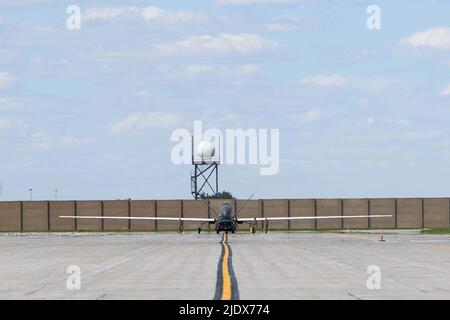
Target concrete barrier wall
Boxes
[289,199,316,229]
[424,198,449,228]
[76,201,102,231]
[369,199,396,229]
[343,199,369,229]
[182,200,209,231]
[49,201,75,231]
[103,201,129,231]
[23,201,48,232]
[156,200,181,231]
[316,199,342,229]
[0,201,21,232]
[262,199,289,230]
[2,197,450,232]
[397,198,422,228]
[130,200,155,231]
[236,200,261,231]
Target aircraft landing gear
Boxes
[178,220,184,234]
[249,217,257,234]
[198,227,202,234]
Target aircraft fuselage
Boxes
[215,203,237,234]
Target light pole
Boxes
[54,189,58,201]
[28,188,32,201]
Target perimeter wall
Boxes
[0,198,449,232]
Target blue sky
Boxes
[0,0,450,200]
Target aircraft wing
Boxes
[59,216,215,222]
[237,214,391,222]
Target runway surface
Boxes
[1,231,450,299]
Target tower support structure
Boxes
[190,137,220,199]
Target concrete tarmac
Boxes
[1,231,450,299]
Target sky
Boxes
[0,0,449,200]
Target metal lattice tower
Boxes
[190,137,220,200]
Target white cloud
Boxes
[29,133,94,149]
[145,9,207,24]
[301,74,348,87]
[140,6,164,20]
[371,118,411,126]
[265,14,304,31]
[60,136,94,145]
[0,72,16,88]
[392,119,410,126]
[31,132,50,150]
[84,6,207,24]
[266,23,298,31]
[36,26,57,33]
[288,109,322,124]
[401,131,444,141]
[401,27,450,49]
[216,0,303,5]
[0,98,19,110]
[155,33,278,55]
[234,64,260,77]
[374,130,443,142]
[183,65,225,77]
[441,84,450,96]
[353,77,395,92]
[170,64,260,78]
[298,74,395,92]
[137,89,150,98]
[0,118,9,129]
[87,34,277,61]
[84,7,140,20]
[111,112,187,133]
[300,109,321,123]
[397,120,410,126]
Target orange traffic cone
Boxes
[379,230,385,242]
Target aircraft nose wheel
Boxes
[197,227,201,234]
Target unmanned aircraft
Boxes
[60,196,391,234]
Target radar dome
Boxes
[197,141,215,159]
